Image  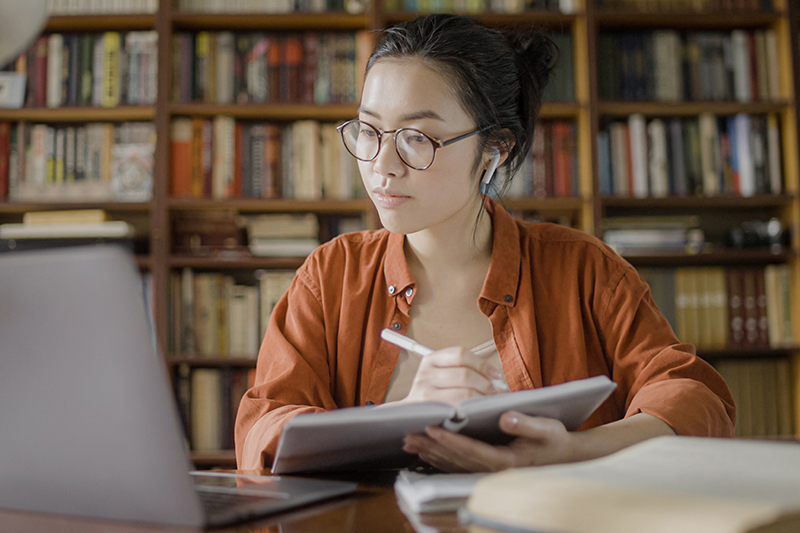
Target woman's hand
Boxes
[403,412,573,472]
[400,347,504,406]
[402,412,675,472]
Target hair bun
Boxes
[510,31,559,91]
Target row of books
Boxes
[47,0,159,14]
[638,265,793,351]
[597,113,783,198]
[6,32,158,108]
[597,30,780,103]
[499,121,579,199]
[173,365,255,453]
[170,118,363,201]
[172,31,367,106]
[714,358,794,439]
[602,215,704,255]
[175,0,368,13]
[0,122,155,202]
[168,268,296,357]
[381,0,577,13]
[596,0,773,11]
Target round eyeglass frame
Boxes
[336,119,486,171]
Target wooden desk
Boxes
[0,471,466,533]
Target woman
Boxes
[235,14,735,472]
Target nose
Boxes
[371,134,407,179]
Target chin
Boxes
[375,208,426,235]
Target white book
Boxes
[31,124,48,186]
[249,239,320,257]
[628,114,648,198]
[609,122,629,197]
[731,30,751,103]
[46,34,64,108]
[464,437,800,533]
[735,114,755,197]
[0,221,134,239]
[395,471,488,514]
[272,376,617,474]
[647,119,668,198]
[211,116,235,199]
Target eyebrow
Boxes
[358,107,447,123]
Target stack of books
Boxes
[602,216,704,256]
[0,209,138,253]
[245,213,320,257]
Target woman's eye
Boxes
[406,134,426,144]
[359,128,377,138]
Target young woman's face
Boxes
[357,58,484,235]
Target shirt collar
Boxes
[382,196,521,307]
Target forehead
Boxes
[360,58,472,127]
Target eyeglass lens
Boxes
[341,121,435,170]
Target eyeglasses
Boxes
[336,119,483,171]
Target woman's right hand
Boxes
[400,346,503,405]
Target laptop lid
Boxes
[0,246,206,527]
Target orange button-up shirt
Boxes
[235,198,736,470]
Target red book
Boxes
[202,119,213,199]
[233,122,243,199]
[742,268,759,347]
[748,32,760,101]
[624,124,634,197]
[726,268,745,347]
[281,34,303,103]
[542,123,554,198]
[267,38,281,104]
[264,124,281,199]
[190,118,204,198]
[170,119,192,198]
[551,122,570,198]
[34,36,48,108]
[753,267,769,347]
[302,32,319,104]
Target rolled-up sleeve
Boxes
[600,266,736,438]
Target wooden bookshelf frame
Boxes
[3,0,799,462]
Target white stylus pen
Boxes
[380,328,511,392]
[380,328,434,357]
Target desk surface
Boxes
[0,470,466,533]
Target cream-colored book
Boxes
[464,436,800,533]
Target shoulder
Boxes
[516,220,637,287]
[295,229,391,293]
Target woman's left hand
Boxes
[402,411,575,472]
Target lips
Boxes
[372,188,410,208]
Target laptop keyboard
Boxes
[197,489,279,523]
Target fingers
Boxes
[425,347,503,381]
[403,426,515,472]
[499,412,567,442]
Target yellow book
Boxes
[101,32,121,108]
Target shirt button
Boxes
[392,322,402,331]
[405,287,413,297]
[504,294,513,303]
[365,401,374,406]
[388,285,396,295]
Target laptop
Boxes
[0,246,357,528]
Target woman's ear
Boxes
[481,139,515,185]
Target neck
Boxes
[404,194,492,273]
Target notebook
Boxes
[0,246,357,528]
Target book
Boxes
[394,471,487,514]
[463,436,800,533]
[0,221,134,239]
[271,375,616,474]
[22,209,110,225]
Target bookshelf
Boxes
[1,0,798,466]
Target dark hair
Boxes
[366,14,557,194]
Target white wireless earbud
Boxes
[482,147,501,185]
